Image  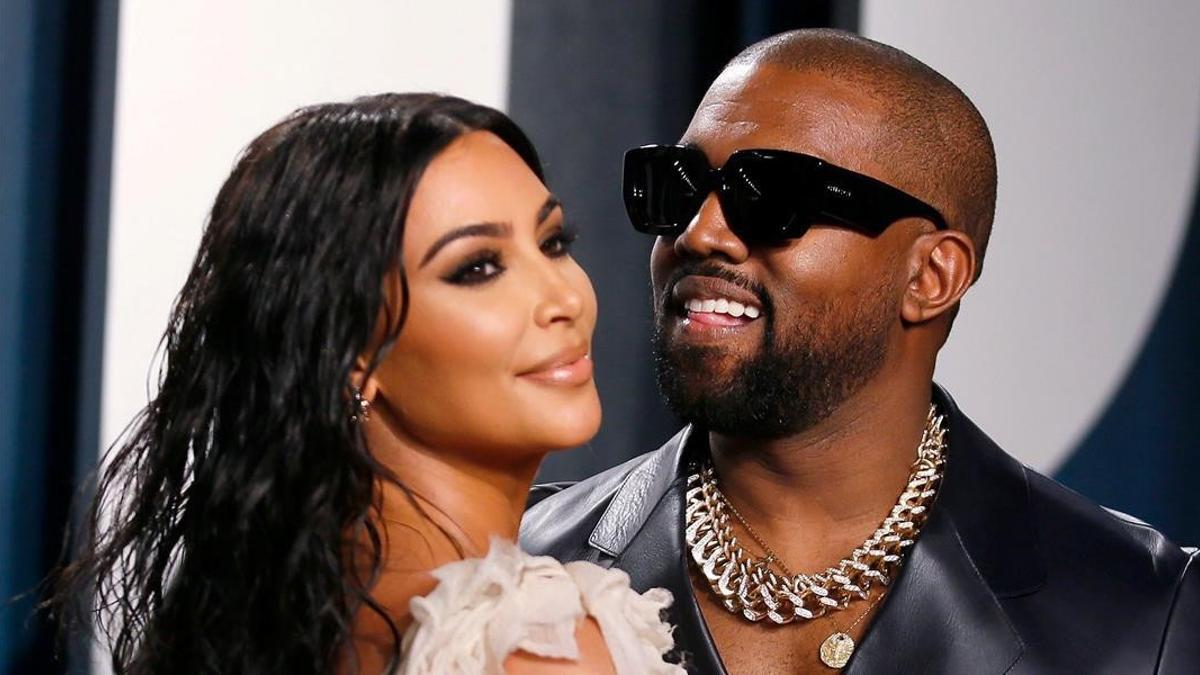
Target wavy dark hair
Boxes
[49,93,543,673]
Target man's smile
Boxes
[667,273,766,342]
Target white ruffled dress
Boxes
[400,539,683,674]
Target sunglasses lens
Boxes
[721,153,813,242]
[623,149,706,234]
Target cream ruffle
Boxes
[400,538,682,674]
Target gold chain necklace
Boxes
[819,587,887,668]
[684,405,947,666]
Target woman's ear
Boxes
[350,356,381,402]
[351,268,406,403]
[901,229,977,325]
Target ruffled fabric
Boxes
[400,538,682,674]
[565,561,679,675]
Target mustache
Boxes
[661,261,772,314]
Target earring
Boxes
[350,388,372,423]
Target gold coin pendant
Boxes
[819,632,855,669]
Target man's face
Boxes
[650,64,920,437]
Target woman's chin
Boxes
[537,399,602,453]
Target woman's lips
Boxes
[519,352,593,386]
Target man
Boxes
[520,29,1199,674]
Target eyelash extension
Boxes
[443,249,504,286]
[443,224,581,287]
[541,224,580,258]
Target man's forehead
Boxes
[680,64,887,172]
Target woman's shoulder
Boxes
[400,539,682,674]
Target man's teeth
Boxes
[685,298,761,319]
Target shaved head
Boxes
[729,29,997,276]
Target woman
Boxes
[52,93,679,674]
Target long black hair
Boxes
[50,93,543,673]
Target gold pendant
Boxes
[819,632,855,669]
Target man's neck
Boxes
[707,373,935,570]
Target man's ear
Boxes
[901,230,976,325]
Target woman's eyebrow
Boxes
[536,194,562,225]
[419,222,512,268]
[419,195,563,268]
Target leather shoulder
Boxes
[997,467,1196,671]
[526,481,576,510]
[1023,468,1193,586]
[932,387,1193,670]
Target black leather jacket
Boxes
[520,386,1199,673]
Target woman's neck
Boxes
[347,418,544,667]
[372,436,542,562]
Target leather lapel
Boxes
[933,386,1045,598]
[611,471,729,675]
[590,427,728,673]
[588,427,691,556]
[843,507,1024,674]
[845,386,1034,673]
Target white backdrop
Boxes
[101,0,512,464]
[864,0,1200,471]
[97,1,512,671]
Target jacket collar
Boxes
[587,384,1037,673]
[587,425,693,556]
[931,384,1045,597]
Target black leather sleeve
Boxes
[526,481,577,510]
[1157,549,1200,674]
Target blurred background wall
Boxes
[3,0,1198,672]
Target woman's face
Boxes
[369,130,600,461]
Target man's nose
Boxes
[672,193,750,263]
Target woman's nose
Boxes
[532,264,586,328]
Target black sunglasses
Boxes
[622,144,947,244]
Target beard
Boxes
[652,275,895,439]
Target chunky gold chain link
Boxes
[684,404,947,624]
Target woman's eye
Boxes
[445,252,504,286]
[541,229,578,258]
